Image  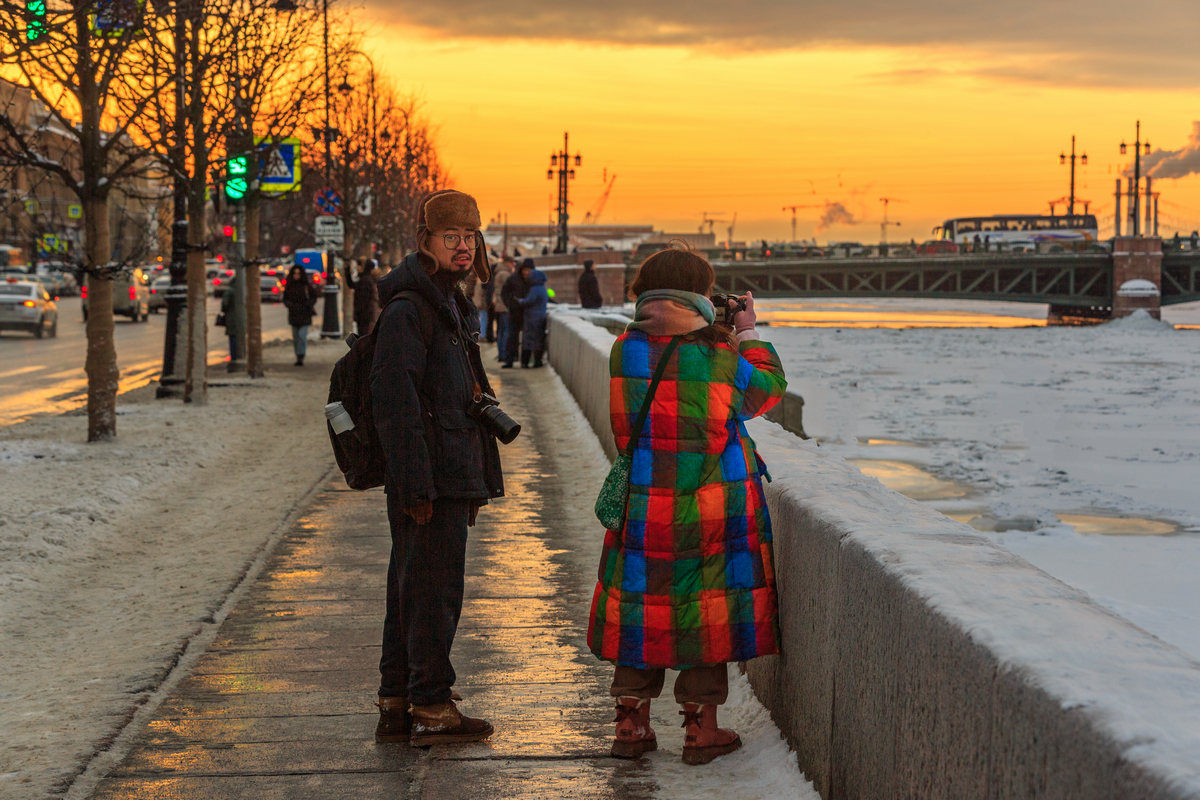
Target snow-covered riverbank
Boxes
[761,299,1200,661]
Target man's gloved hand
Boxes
[732,291,757,333]
[468,502,481,527]
[404,501,433,525]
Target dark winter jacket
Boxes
[519,269,549,352]
[578,268,602,308]
[500,270,528,317]
[370,253,505,506]
[351,267,381,333]
[283,271,318,327]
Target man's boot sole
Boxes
[410,724,494,747]
[374,731,411,743]
[681,735,742,765]
[610,738,658,759]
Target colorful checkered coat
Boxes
[587,332,787,668]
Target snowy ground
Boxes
[0,341,342,799]
[756,298,1200,662]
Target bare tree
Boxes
[0,0,166,440]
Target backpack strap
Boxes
[393,290,436,348]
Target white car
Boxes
[0,278,58,338]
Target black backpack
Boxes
[326,290,433,490]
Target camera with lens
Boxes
[710,293,748,325]
[468,392,522,444]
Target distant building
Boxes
[482,223,715,255]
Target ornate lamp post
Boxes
[546,132,580,254]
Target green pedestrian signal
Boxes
[225,154,248,202]
[26,0,46,41]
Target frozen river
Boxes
[757,297,1200,661]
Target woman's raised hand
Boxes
[732,291,756,333]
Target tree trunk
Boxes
[245,198,263,378]
[83,197,118,442]
[183,175,208,404]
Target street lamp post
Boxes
[1120,122,1150,237]
[1059,135,1087,216]
[546,132,580,254]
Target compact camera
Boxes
[468,392,522,445]
[710,293,748,325]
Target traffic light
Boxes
[225,155,248,202]
[26,0,46,41]
[223,225,234,238]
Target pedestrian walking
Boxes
[483,270,497,343]
[499,258,531,368]
[371,189,504,747]
[350,258,382,336]
[491,257,513,359]
[578,259,603,308]
[471,268,491,340]
[518,267,548,368]
[588,244,786,765]
[283,264,318,366]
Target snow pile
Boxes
[650,666,820,800]
[1105,307,1177,332]
[0,345,341,800]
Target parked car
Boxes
[0,277,58,338]
[916,239,960,256]
[148,276,172,312]
[81,267,151,322]
[260,276,283,302]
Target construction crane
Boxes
[879,197,904,245]
[726,212,738,248]
[699,212,725,235]
[783,204,821,243]
[582,174,617,224]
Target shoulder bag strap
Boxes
[624,335,682,458]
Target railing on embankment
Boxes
[547,309,1200,800]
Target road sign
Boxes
[315,236,344,250]
[90,0,145,37]
[355,186,372,217]
[314,216,344,237]
[315,188,342,216]
[256,137,301,194]
[67,204,81,219]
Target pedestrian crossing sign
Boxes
[255,137,301,194]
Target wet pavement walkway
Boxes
[87,359,659,800]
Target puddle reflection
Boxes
[848,459,973,501]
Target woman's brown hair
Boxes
[628,241,735,348]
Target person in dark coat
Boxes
[578,259,603,308]
[370,189,504,747]
[518,268,548,368]
[499,259,531,368]
[350,258,382,336]
[282,265,318,366]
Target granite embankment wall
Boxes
[547,310,1200,800]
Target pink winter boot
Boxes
[611,696,657,758]
[680,702,741,765]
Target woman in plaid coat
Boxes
[588,246,787,765]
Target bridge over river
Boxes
[707,237,1200,321]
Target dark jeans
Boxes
[379,495,469,706]
[503,313,523,365]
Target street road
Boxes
[0,296,298,426]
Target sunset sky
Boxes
[358,1,1200,243]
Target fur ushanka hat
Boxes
[417,189,491,283]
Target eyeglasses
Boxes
[439,233,478,249]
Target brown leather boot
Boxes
[610,696,657,759]
[374,696,411,743]
[409,700,494,746]
[680,703,741,765]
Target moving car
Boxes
[148,276,172,312]
[916,239,960,256]
[81,267,151,322]
[260,276,283,302]
[0,277,58,338]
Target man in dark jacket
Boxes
[370,189,504,747]
[577,259,603,308]
[498,258,531,368]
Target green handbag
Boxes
[594,335,682,531]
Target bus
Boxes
[936,214,1098,248]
